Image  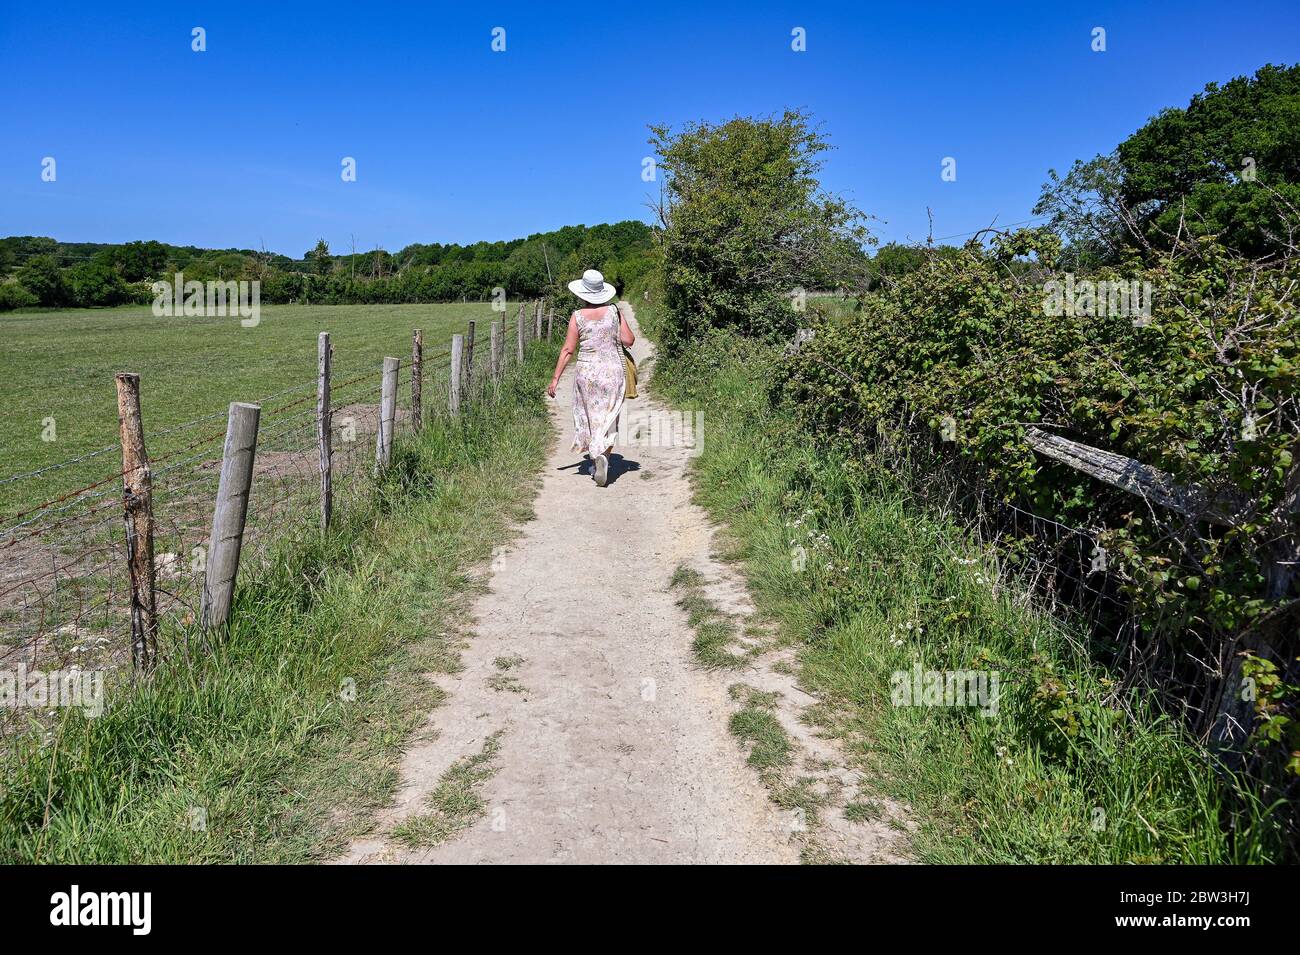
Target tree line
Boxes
[0,220,658,311]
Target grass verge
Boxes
[647,324,1287,863]
[0,345,555,863]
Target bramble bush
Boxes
[775,230,1299,767]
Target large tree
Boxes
[1036,63,1300,262]
[112,240,169,282]
[649,110,871,349]
[16,254,67,306]
[307,238,333,275]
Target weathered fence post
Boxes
[115,372,158,672]
[463,320,476,398]
[517,305,526,362]
[199,401,261,633]
[490,320,501,382]
[375,356,399,473]
[317,332,332,535]
[411,329,423,432]
[534,300,543,339]
[546,308,554,341]
[450,334,464,417]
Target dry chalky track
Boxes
[337,307,907,864]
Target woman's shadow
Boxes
[558,453,640,485]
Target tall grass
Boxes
[0,348,554,863]
[648,323,1287,863]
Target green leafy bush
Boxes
[0,281,37,311]
[775,231,1299,765]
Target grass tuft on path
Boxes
[390,730,505,849]
[728,707,793,770]
[669,564,748,668]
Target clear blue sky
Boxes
[2,1,1296,256]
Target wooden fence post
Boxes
[517,305,526,362]
[317,333,332,535]
[490,320,501,382]
[463,320,476,398]
[411,329,423,431]
[375,356,399,473]
[546,308,554,341]
[115,372,158,672]
[450,334,464,416]
[199,401,261,633]
[534,300,543,339]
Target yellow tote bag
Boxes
[623,346,638,399]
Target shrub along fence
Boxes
[0,300,554,736]
[775,238,1299,797]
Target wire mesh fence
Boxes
[0,305,547,738]
[864,413,1233,731]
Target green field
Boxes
[0,302,513,515]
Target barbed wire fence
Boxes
[0,299,554,738]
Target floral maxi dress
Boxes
[571,304,625,460]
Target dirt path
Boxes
[337,306,908,865]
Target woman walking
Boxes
[547,269,635,487]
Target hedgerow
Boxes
[648,72,1300,854]
[775,230,1299,774]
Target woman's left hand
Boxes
[546,381,557,398]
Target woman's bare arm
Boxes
[616,302,636,347]
[548,314,580,397]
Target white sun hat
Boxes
[568,268,617,305]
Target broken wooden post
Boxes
[199,401,261,633]
[1023,427,1242,526]
[317,333,332,535]
[115,372,158,672]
